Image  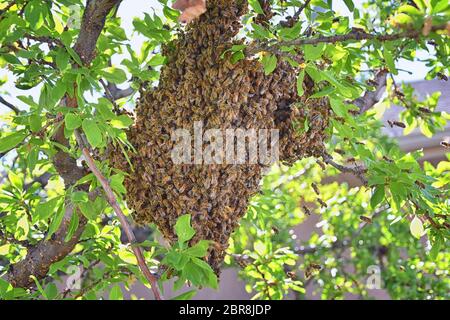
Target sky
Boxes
[0,0,433,114]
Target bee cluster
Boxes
[109,0,330,273]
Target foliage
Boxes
[0,0,449,300]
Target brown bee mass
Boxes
[109,0,330,273]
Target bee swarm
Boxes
[109,0,330,274]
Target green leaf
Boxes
[44,283,58,300]
[96,98,116,120]
[8,171,22,190]
[191,258,218,289]
[163,250,189,270]
[296,69,305,96]
[383,44,397,75]
[109,285,123,300]
[71,191,88,203]
[78,201,97,220]
[46,203,66,240]
[261,54,277,76]
[65,113,82,130]
[0,278,14,300]
[29,115,42,132]
[148,54,166,67]
[174,214,196,244]
[171,290,197,300]
[0,130,27,153]
[431,0,449,13]
[99,67,127,84]
[343,0,354,11]
[370,185,385,209]
[36,197,61,220]
[184,240,210,257]
[110,174,126,194]
[110,115,134,129]
[429,235,443,260]
[304,43,325,61]
[82,119,103,148]
[410,216,424,239]
[309,85,335,98]
[64,211,79,242]
[249,0,264,14]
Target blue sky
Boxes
[0,0,432,114]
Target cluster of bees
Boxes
[109,0,331,274]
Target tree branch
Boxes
[74,130,162,300]
[321,152,368,185]
[292,0,311,21]
[353,69,388,114]
[7,203,88,287]
[279,26,445,47]
[7,0,122,290]
[74,0,123,65]
[247,25,448,56]
[0,96,20,114]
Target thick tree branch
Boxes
[7,0,122,290]
[7,203,88,288]
[74,0,122,65]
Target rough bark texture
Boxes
[110,0,330,273]
[7,205,87,287]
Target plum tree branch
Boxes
[247,25,448,56]
[321,152,368,185]
[0,96,20,114]
[74,130,163,300]
[292,0,311,21]
[353,69,388,114]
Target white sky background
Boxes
[0,0,434,114]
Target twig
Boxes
[23,34,64,47]
[292,0,311,21]
[99,79,121,113]
[321,152,368,185]
[352,69,388,114]
[74,130,162,300]
[0,96,20,114]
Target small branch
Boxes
[247,25,448,56]
[23,34,64,47]
[321,152,368,185]
[353,69,388,114]
[24,172,52,191]
[0,96,20,114]
[279,26,445,47]
[74,130,162,300]
[292,0,311,21]
[99,79,121,113]
[106,83,134,100]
